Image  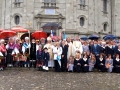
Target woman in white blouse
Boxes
[53,42,62,72]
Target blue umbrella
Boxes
[88,34,99,40]
[80,36,88,41]
[103,34,116,40]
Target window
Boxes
[14,0,22,7]
[103,0,107,12]
[80,17,85,26]
[43,0,56,8]
[14,15,20,25]
[80,0,85,5]
[103,23,107,31]
[15,0,20,2]
[45,9,55,14]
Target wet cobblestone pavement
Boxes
[0,68,120,90]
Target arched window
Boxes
[80,17,85,26]
[14,15,20,25]
[103,0,107,12]
[103,23,107,31]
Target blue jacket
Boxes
[36,50,44,60]
[91,44,101,56]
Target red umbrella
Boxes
[0,30,17,39]
[11,26,28,33]
[31,31,47,39]
[0,29,4,32]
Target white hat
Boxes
[47,37,52,41]
[25,37,29,40]
[0,39,4,43]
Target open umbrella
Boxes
[0,29,4,32]
[0,30,17,39]
[88,34,99,40]
[80,36,88,41]
[103,34,116,40]
[41,22,62,30]
[11,26,28,33]
[31,31,47,40]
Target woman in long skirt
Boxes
[6,37,15,67]
[114,54,120,73]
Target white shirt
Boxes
[53,46,62,60]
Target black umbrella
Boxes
[41,22,62,30]
[88,34,100,40]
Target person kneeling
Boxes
[73,52,82,73]
[43,48,50,71]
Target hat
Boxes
[25,37,29,40]
[47,37,52,41]
[0,39,4,43]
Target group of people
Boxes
[0,35,120,73]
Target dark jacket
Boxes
[43,52,50,61]
[36,50,44,60]
[91,44,101,56]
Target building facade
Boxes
[0,0,119,38]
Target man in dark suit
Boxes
[30,38,36,68]
[91,40,101,68]
[91,40,101,56]
[61,40,68,72]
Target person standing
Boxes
[30,38,36,68]
[53,42,62,72]
[42,47,50,71]
[66,37,73,60]
[22,37,30,67]
[44,37,54,68]
[72,36,83,57]
[61,40,68,72]
[6,37,15,67]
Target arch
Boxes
[12,13,22,18]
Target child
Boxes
[67,55,74,72]
[43,47,50,71]
[36,45,44,71]
[73,52,82,72]
[81,53,89,72]
[89,54,96,72]
[97,53,106,72]
[105,54,113,73]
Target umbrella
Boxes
[103,34,116,40]
[80,36,88,41]
[31,31,47,40]
[20,33,32,40]
[41,22,62,30]
[0,29,4,32]
[11,26,28,33]
[0,30,17,39]
[88,34,100,40]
